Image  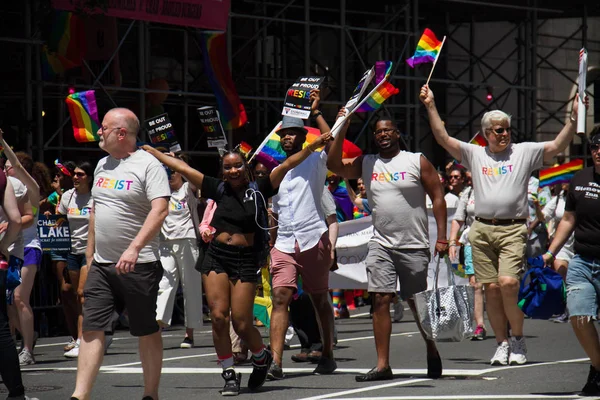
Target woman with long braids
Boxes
[142,128,331,396]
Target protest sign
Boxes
[282,76,325,119]
[330,67,375,136]
[329,208,467,289]
[197,106,228,149]
[144,113,181,153]
[38,215,71,253]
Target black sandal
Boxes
[355,366,394,382]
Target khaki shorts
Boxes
[468,220,528,283]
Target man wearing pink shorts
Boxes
[267,110,336,380]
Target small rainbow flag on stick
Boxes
[406,28,444,68]
[355,62,400,113]
[539,159,584,188]
[406,28,446,85]
[469,131,487,147]
[238,141,253,159]
[65,90,100,143]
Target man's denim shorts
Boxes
[566,254,600,318]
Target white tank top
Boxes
[362,151,429,249]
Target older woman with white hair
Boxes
[420,84,586,367]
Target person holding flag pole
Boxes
[419,54,588,367]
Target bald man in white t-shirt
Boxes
[71,108,170,400]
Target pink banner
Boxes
[52,0,230,31]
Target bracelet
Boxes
[312,110,323,119]
[545,250,555,260]
[570,113,576,123]
[449,239,457,246]
[436,239,448,244]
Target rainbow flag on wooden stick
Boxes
[65,90,100,143]
[406,28,444,68]
[355,61,400,113]
[539,159,584,188]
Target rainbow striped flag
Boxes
[41,11,85,80]
[355,62,399,113]
[238,141,253,159]
[406,28,443,68]
[539,159,584,188]
[65,90,100,143]
[469,131,487,146]
[253,123,363,171]
[201,33,247,130]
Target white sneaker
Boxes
[509,336,527,365]
[18,349,35,366]
[64,339,80,358]
[393,301,404,322]
[490,341,510,366]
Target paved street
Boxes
[9,307,600,400]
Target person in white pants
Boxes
[156,155,203,348]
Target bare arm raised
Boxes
[419,85,463,162]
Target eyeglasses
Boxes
[488,127,511,135]
[449,175,462,180]
[590,144,600,152]
[74,172,86,177]
[373,128,396,136]
[100,126,123,135]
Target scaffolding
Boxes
[0,0,598,169]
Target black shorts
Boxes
[82,260,163,337]
[200,240,260,284]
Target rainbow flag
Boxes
[469,131,487,147]
[406,28,443,68]
[201,33,247,130]
[253,124,363,171]
[238,141,253,159]
[65,90,100,143]
[41,11,85,80]
[539,159,584,188]
[355,62,399,113]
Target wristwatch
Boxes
[312,110,323,119]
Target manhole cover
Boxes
[0,385,62,393]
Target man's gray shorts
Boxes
[366,241,430,300]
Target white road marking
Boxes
[297,379,432,400]
[33,334,176,348]
[329,396,589,400]
[295,357,592,400]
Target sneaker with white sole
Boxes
[64,339,80,358]
[392,301,404,322]
[490,341,509,366]
[509,336,527,365]
[19,349,35,366]
[64,337,77,352]
[180,336,194,349]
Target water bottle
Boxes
[40,312,49,338]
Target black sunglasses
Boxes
[590,144,600,152]
[489,127,511,135]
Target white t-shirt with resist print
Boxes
[92,150,170,264]
[459,142,545,220]
[58,188,93,255]
[362,151,429,250]
[161,181,198,241]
